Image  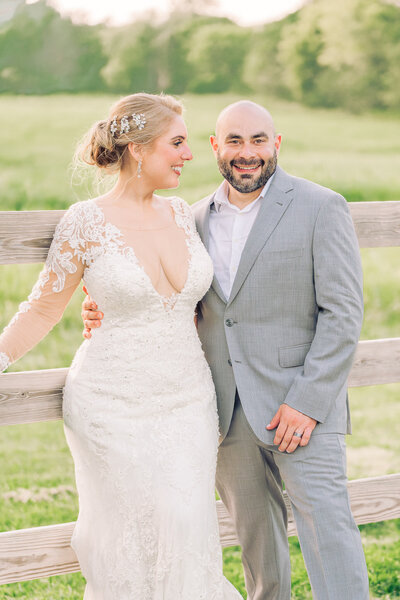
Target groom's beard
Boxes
[217,149,277,194]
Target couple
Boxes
[0,93,369,599]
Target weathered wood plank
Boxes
[0,210,65,264]
[0,368,67,426]
[0,522,78,584]
[349,201,400,247]
[1,474,399,584]
[0,202,400,266]
[2,339,400,426]
[349,337,400,387]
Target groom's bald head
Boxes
[215,101,276,140]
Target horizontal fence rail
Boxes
[0,368,67,426]
[1,338,400,426]
[0,201,400,267]
[0,210,65,264]
[348,337,400,387]
[0,474,399,585]
[350,201,400,247]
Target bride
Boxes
[0,93,242,599]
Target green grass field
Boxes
[0,94,400,599]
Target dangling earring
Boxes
[137,160,142,178]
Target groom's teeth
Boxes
[172,166,182,174]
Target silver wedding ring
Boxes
[293,431,303,438]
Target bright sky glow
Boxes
[32,0,307,27]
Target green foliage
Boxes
[158,15,232,94]
[0,574,86,599]
[362,520,400,598]
[186,23,250,93]
[101,22,160,93]
[0,1,106,93]
[276,0,400,111]
[242,15,295,100]
[355,1,400,110]
[157,17,197,94]
[1,0,399,111]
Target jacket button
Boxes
[228,359,232,366]
[225,318,234,327]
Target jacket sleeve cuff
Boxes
[283,384,329,423]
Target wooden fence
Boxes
[1,201,400,585]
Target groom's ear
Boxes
[275,134,282,155]
[210,135,218,153]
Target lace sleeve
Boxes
[0,201,98,372]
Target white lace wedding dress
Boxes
[0,197,242,600]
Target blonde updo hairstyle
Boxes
[77,93,183,174]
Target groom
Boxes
[82,101,369,599]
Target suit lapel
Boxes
[227,168,294,307]
[194,194,227,304]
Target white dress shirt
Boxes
[208,175,275,300]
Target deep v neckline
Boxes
[93,197,193,309]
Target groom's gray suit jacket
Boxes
[193,166,363,444]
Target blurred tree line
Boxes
[0,0,399,111]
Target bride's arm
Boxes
[0,203,90,372]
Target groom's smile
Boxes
[232,160,263,177]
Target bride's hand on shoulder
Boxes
[82,286,103,339]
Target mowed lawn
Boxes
[0,94,400,599]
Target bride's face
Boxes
[142,114,193,189]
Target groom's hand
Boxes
[81,286,103,339]
[266,404,317,453]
